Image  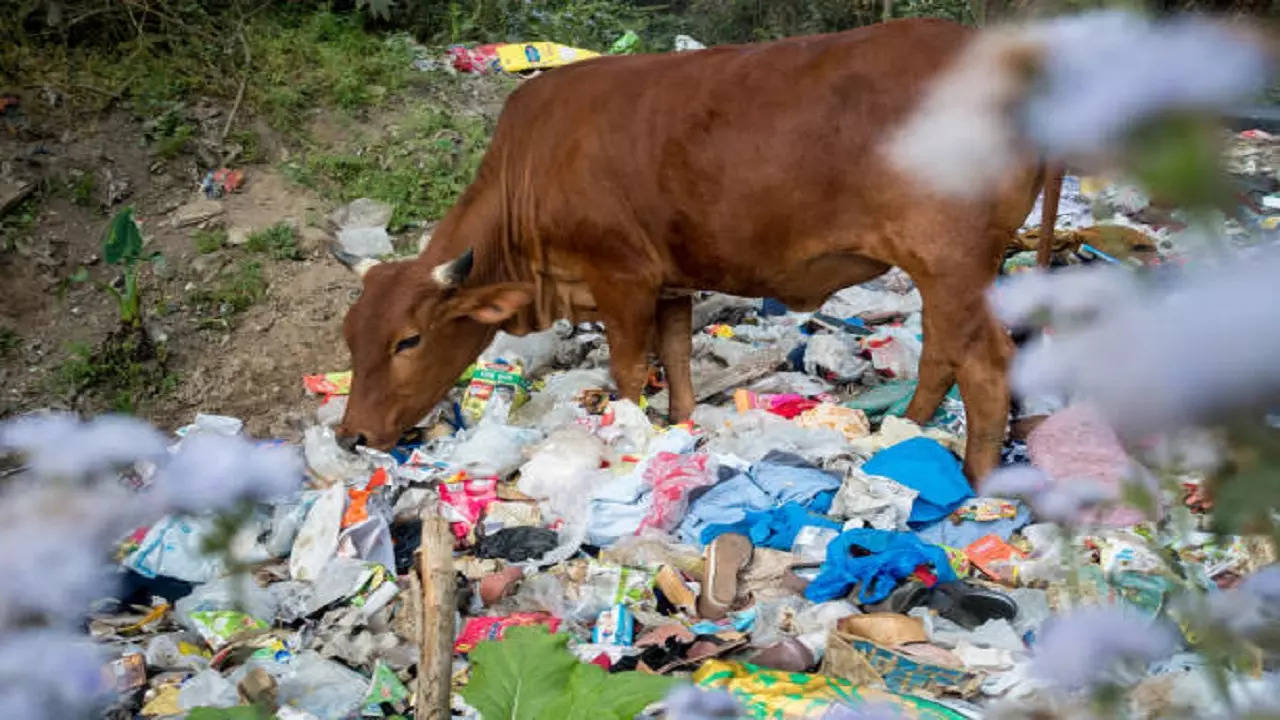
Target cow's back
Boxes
[486,19,988,303]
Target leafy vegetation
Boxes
[53,335,176,414]
[102,208,160,329]
[0,326,20,358]
[246,222,300,260]
[193,228,228,254]
[190,259,268,325]
[285,108,493,231]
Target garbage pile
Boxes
[83,129,1280,720]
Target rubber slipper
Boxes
[698,533,753,620]
[928,581,1018,630]
[864,578,931,614]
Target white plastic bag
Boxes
[289,484,345,581]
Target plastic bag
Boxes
[303,426,372,484]
[803,333,869,382]
[175,575,280,635]
[636,452,715,534]
[123,515,225,583]
[864,326,923,380]
[290,484,345,581]
[178,669,239,710]
[449,421,541,478]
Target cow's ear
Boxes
[442,282,534,324]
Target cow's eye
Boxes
[394,335,421,353]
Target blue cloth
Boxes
[677,452,842,546]
[861,437,973,528]
[914,500,1032,549]
[700,502,843,550]
[804,528,956,604]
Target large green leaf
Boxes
[460,625,678,720]
[544,658,679,720]
[103,207,143,266]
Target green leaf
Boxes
[104,208,143,266]
[68,267,89,284]
[459,626,677,720]
[544,660,678,720]
[460,626,578,720]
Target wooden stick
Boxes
[416,505,456,720]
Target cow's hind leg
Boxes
[905,236,1012,486]
[657,294,695,422]
[904,321,957,426]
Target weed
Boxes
[246,11,415,132]
[285,108,492,231]
[226,129,263,164]
[193,228,228,254]
[68,173,97,207]
[190,259,267,322]
[0,326,20,358]
[0,194,41,251]
[246,222,300,260]
[53,331,175,414]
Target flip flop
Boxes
[928,581,1018,630]
[698,533,753,620]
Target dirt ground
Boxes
[0,75,511,438]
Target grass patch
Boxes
[285,108,492,231]
[53,330,176,414]
[190,259,268,324]
[246,10,415,133]
[193,228,228,254]
[67,172,97,207]
[246,222,300,260]
[0,326,20,358]
[0,194,41,251]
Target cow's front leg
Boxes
[657,294,695,422]
[595,284,658,405]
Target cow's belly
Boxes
[686,251,892,311]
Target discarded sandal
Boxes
[698,533,753,620]
[927,581,1017,630]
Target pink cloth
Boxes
[637,452,715,534]
[1027,404,1147,526]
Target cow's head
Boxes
[336,250,533,451]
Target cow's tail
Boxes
[1036,162,1065,268]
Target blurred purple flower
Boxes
[0,630,111,720]
[1032,607,1178,688]
[983,465,1117,523]
[0,413,165,479]
[999,253,1280,436]
[664,685,741,719]
[156,433,304,513]
[1025,12,1272,156]
[1207,566,1280,638]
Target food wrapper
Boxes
[105,652,147,692]
[950,498,1019,523]
[454,612,561,654]
[363,660,410,714]
[496,42,600,73]
[592,604,635,646]
[303,371,352,397]
[965,534,1025,585]
[188,610,268,650]
[438,473,499,543]
[459,361,530,425]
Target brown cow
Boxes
[337,18,1058,484]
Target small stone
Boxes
[226,227,249,246]
[171,198,224,228]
